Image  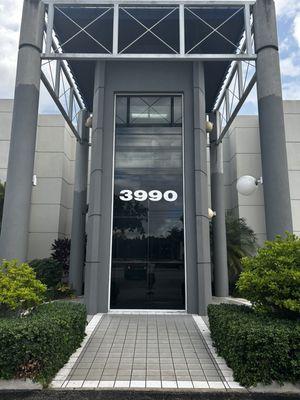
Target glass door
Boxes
[110,95,185,309]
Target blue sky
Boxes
[0,0,299,115]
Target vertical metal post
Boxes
[210,112,229,297]
[179,4,185,55]
[68,87,74,120]
[113,4,119,55]
[225,89,230,122]
[237,62,244,99]
[254,0,293,239]
[54,60,61,96]
[244,4,252,55]
[0,0,45,262]
[46,3,54,54]
[69,110,90,295]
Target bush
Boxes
[51,238,71,278]
[237,232,300,316]
[0,301,86,386]
[30,258,64,289]
[0,260,46,314]
[208,304,300,387]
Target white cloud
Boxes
[293,14,300,47]
[280,56,300,77]
[282,80,300,100]
[0,0,22,98]
[275,0,300,17]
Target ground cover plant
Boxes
[0,301,86,386]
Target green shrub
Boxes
[30,258,64,288]
[0,259,46,313]
[208,304,300,387]
[237,232,300,316]
[0,301,86,386]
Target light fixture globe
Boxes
[236,175,258,196]
[208,208,217,220]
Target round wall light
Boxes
[206,120,214,133]
[236,175,263,196]
[208,208,217,219]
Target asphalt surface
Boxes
[0,390,299,400]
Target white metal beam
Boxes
[42,53,256,61]
[179,4,185,55]
[113,3,119,54]
[43,0,256,5]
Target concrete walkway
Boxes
[51,313,242,390]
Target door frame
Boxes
[108,92,187,312]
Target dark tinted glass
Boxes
[110,95,185,310]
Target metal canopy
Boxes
[41,0,256,128]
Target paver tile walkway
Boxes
[52,314,237,389]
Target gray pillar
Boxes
[209,112,229,297]
[193,62,212,315]
[69,110,90,295]
[254,0,293,239]
[85,61,106,314]
[0,0,44,261]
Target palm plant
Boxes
[225,213,257,281]
[210,212,257,295]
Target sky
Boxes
[0,0,299,115]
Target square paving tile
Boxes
[55,314,238,391]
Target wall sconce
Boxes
[206,120,214,133]
[85,115,93,128]
[236,175,263,196]
[32,175,37,187]
[208,208,217,219]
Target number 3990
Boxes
[119,190,178,202]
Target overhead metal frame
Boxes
[213,29,257,144]
[41,35,86,140]
[40,0,258,143]
[42,0,256,61]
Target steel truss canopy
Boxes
[42,0,257,119]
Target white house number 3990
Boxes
[119,190,178,202]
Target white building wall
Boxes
[0,99,76,261]
[225,100,300,243]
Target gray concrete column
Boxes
[84,61,106,314]
[254,0,293,239]
[69,110,90,295]
[193,62,212,315]
[0,0,45,261]
[209,112,229,297]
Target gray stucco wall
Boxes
[84,60,210,314]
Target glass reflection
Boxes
[111,95,185,309]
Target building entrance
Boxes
[110,95,185,309]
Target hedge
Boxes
[0,301,86,386]
[208,304,300,387]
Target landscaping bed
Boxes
[0,301,86,386]
[208,303,300,387]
